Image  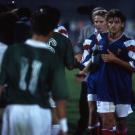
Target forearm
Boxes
[113,57,132,71]
[0,85,5,95]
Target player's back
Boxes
[0,40,66,108]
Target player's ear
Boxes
[121,23,124,28]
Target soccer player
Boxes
[80,8,108,135]
[14,7,32,43]
[74,7,108,135]
[0,11,17,132]
[0,8,69,135]
[93,9,135,135]
[37,6,74,135]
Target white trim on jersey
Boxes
[97,33,102,41]
[124,39,135,59]
[96,101,133,117]
[83,39,92,48]
[54,25,68,38]
[124,39,135,69]
[129,61,135,69]
[0,42,8,65]
[128,51,135,60]
[124,39,135,47]
[25,39,55,53]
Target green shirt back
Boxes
[0,42,68,108]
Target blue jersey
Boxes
[81,33,108,66]
[95,33,135,104]
[86,33,108,96]
[81,34,98,66]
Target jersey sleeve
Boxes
[0,47,10,85]
[54,25,69,38]
[81,35,96,67]
[64,38,74,70]
[124,39,135,71]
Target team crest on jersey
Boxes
[117,48,122,55]
[48,38,57,47]
[98,45,103,51]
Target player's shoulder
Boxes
[54,25,68,38]
[51,32,71,45]
[119,34,134,46]
[122,34,132,41]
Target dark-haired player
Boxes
[92,9,135,135]
[33,6,74,135]
[0,8,68,135]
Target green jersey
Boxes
[49,32,74,69]
[0,39,68,108]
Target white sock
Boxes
[51,124,60,135]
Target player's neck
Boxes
[32,32,53,43]
[108,31,123,41]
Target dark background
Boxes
[0,0,135,21]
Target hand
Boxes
[74,53,82,63]
[101,50,118,63]
[75,71,86,83]
[0,85,5,96]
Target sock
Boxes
[51,124,60,135]
[116,128,127,135]
[88,122,101,135]
[102,127,116,135]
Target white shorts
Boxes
[2,105,52,135]
[87,94,97,101]
[97,101,133,117]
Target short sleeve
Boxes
[0,47,10,85]
[124,39,135,70]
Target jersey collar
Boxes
[25,39,55,53]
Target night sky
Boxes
[0,0,135,20]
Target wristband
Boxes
[59,118,68,133]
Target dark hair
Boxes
[106,9,126,23]
[38,5,61,25]
[32,8,58,36]
[0,4,8,13]
[0,12,17,44]
[17,7,31,18]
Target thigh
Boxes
[99,112,116,129]
[97,101,116,129]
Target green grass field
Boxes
[66,69,135,135]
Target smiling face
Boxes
[107,17,124,35]
[93,15,107,33]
